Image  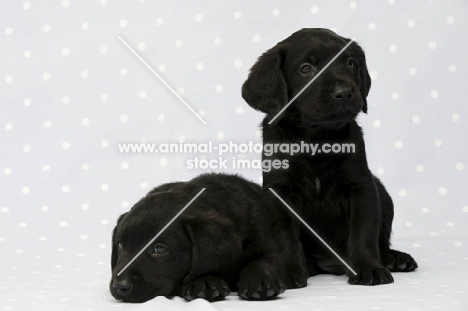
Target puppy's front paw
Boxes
[283,264,308,289]
[238,273,285,300]
[182,276,229,302]
[348,266,393,285]
[381,250,418,272]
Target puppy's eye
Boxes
[117,241,123,251]
[347,58,356,69]
[153,244,168,255]
[299,64,314,74]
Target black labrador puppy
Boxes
[242,28,417,288]
[110,173,284,303]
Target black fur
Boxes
[110,173,285,302]
[242,28,417,287]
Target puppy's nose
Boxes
[332,86,352,101]
[113,280,132,297]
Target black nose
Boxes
[332,85,353,101]
[113,280,132,297]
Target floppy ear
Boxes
[111,212,128,271]
[242,44,288,116]
[352,42,371,113]
[183,212,243,282]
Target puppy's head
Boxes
[242,28,371,127]
[110,191,242,303]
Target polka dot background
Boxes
[1,0,467,310]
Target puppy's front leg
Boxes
[347,182,393,285]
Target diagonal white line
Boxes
[268,37,357,124]
[117,188,206,276]
[268,188,357,276]
[118,36,207,125]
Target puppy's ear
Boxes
[183,212,243,283]
[111,212,128,270]
[242,44,287,116]
[353,43,371,113]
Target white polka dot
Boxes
[43,165,50,172]
[23,145,31,153]
[62,96,70,104]
[428,42,437,50]
[41,205,50,212]
[455,162,464,170]
[398,189,407,197]
[448,65,456,73]
[61,186,70,193]
[16,249,25,254]
[409,67,417,75]
[310,5,319,14]
[412,243,420,248]
[447,15,454,24]
[157,114,165,122]
[23,2,31,10]
[454,241,463,247]
[43,121,51,128]
[176,87,185,95]
[81,70,89,79]
[82,118,90,126]
[1,207,9,213]
[214,37,222,45]
[121,162,129,170]
[234,59,243,68]
[23,50,32,59]
[416,164,424,172]
[376,167,385,175]
[389,45,397,53]
[215,84,223,93]
[99,243,106,249]
[160,159,167,167]
[158,65,165,72]
[100,0,107,4]
[119,20,127,28]
[80,235,88,240]
[5,75,13,84]
[256,130,262,138]
[233,11,242,19]
[120,114,129,123]
[421,207,429,213]
[3,168,12,175]
[156,18,163,26]
[434,139,442,147]
[217,132,225,140]
[138,42,146,51]
[43,72,51,81]
[43,25,51,33]
[272,8,280,16]
[198,110,205,117]
[462,206,468,212]
[235,107,244,114]
[405,221,413,227]
[411,115,420,124]
[4,27,13,36]
[81,203,89,210]
[61,47,70,56]
[39,236,47,241]
[452,113,459,122]
[394,141,403,149]
[61,0,69,7]
[100,219,108,225]
[100,45,108,54]
[370,71,378,80]
[252,34,261,43]
[81,22,89,30]
[388,0,395,4]
[350,1,357,10]
[175,40,184,48]
[178,135,186,142]
[368,23,376,30]
[407,19,415,28]
[430,90,438,99]
[119,68,127,76]
[121,202,129,208]
[446,222,454,227]
[195,14,203,22]
[59,221,68,227]
[391,92,399,100]
[5,123,13,131]
[438,187,447,195]
[101,184,109,191]
[196,62,204,70]
[82,163,90,171]
[61,141,70,150]
[24,98,32,106]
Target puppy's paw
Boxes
[182,276,229,302]
[238,273,285,300]
[283,265,308,289]
[381,249,418,272]
[348,266,394,285]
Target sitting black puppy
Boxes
[242,28,417,288]
[110,173,285,303]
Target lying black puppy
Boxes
[242,28,417,287]
[110,173,284,303]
